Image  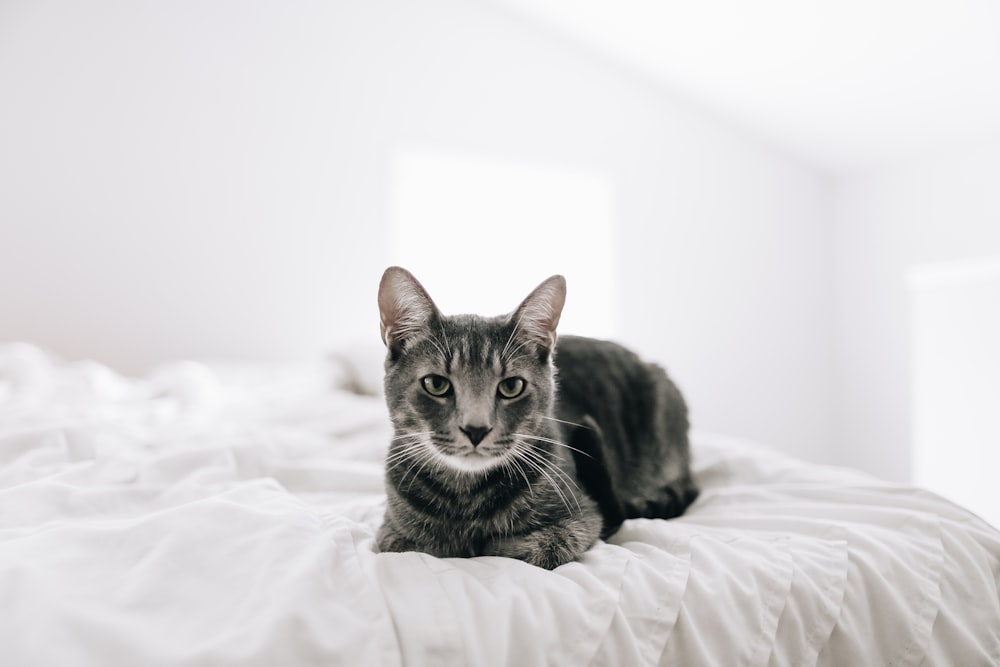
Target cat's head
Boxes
[377,266,565,474]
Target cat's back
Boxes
[554,335,655,394]
[553,335,682,425]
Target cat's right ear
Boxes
[378,266,439,354]
[511,274,566,354]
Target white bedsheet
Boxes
[1,343,998,666]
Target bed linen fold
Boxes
[2,344,998,666]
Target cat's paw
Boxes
[484,531,581,570]
[624,475,700,520]
[375,522,419,554]
[484,511,602,570]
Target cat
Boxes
[375,266,698,569]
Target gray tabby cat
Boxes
[376,266,698,569]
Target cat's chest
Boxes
[391,474,537,534]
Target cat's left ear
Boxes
[378,266,440,354]
[511,275,566,353]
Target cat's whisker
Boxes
[385,441,422,470]
[436,324,452,357]
[385,448,422,471]
[513,440,584,496]
[405,443,446,494]
[500,315,523,362]
[399,446,438,493]
[396,458,422,491]
[425,334,447,360]
[385,432,440,491]
[503,453,534,499]
[390,431,434,442]
[513,441,581,515]
[503,338,531,365]
[512,432,595,460]
[511,445,564,509]
[385,434,433,465]
[541,415,594,431]
[387,455,422,478]
[385,443,419,465]
[387,452,411,467]
[517,452,577,518]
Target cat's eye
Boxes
[422,375,452,397]
[497,377,526,399]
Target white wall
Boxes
[0,0,835,463]
[833,139,1000,481]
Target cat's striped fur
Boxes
[376,266,697,569]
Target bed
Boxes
[1,341,998,666]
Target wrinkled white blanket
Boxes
[1,343,998,666]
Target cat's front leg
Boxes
[375,515,424,554]
[377,514,477,558]
[483,512,602,570]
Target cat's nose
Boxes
[460,425,492,446]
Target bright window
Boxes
[389,148,617,338]
[909,257,1000,528]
